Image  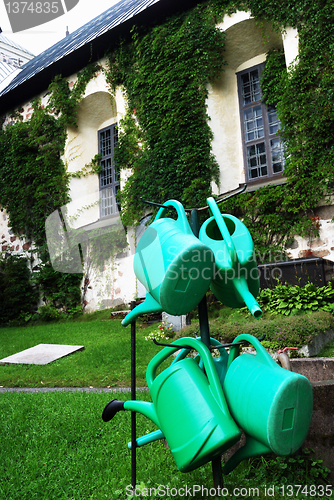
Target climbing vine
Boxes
[221,0,334,260]
[0,64,100,321]
[105,3,227,224]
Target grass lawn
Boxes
[0,314,163,388]
[319,339,334,357]
[0,311,332,499]
[0,390,331,500]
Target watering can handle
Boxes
[206,197,237,263]
[171,337,228,366]
[154,199,191,235]
[146,337,226,408]
[227,333,277,370]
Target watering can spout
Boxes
[122,293,163,327]
[233,276,262,319]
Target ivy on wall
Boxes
[104,0,334,259]
[0,64,100,320]
[105,3,227,225]
[225,0,334,259]
[220,0,334,259]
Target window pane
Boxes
[271,138,285,173]
[115,185,121,213]
[241,69,261,104]
[101,188,114,217]
[238,65,285,183]
[244,105,264,142]
[98,124,119,218]
[268,107,281,135]
[101,158,113,187]
[247,142,268,179]
[115,165,120,183]
[100,129,112,156]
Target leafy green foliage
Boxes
[0,255,39,325]
[258,282,334,316]
[260,49,287,108]
[0,100,69,244]
[106,4,226,224]
[47,64,101,128]
[0,69,100,319]
[220,184,308,261]
[182,309,334,351]
[233,449,331,492]
[252,1,334,231]
[33,260,82,315]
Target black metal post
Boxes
[130,301,136,490]
[189,209,223,491]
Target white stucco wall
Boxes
[61,66,137,311]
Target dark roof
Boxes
[0,0,199,114]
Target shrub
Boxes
[0,254,39,325]
[180,310,334,352]
[258,282,334,316]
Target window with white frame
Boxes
[98,124,119,217]
[237,64,285,183]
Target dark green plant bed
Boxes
[179,310,334,354]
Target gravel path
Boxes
[0,386,148,393]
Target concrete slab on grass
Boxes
[0,344,84,365]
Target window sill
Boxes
[245,174,286,192]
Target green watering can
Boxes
[199,197,261,318]
[122,200,214,327]
[102,337,241,472]
[222,334,313,474]
[126,336,229,450]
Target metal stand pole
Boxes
[130,301,137,490]
[190,209,223,491]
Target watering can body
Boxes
[222,334,313,473]
[103,337,241,473]
[122,200,214,326]
[199,198,261,318]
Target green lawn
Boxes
[0,390,214,500]
[0,313,332,499]
[0,391,330,500]
[0,316,163,388]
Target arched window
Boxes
[98,124,119,217]
[237,63,284,182]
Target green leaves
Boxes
[0,69,97,319]
[0,255,39,324]
[107,4,226,224]
[258,282,334,316]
